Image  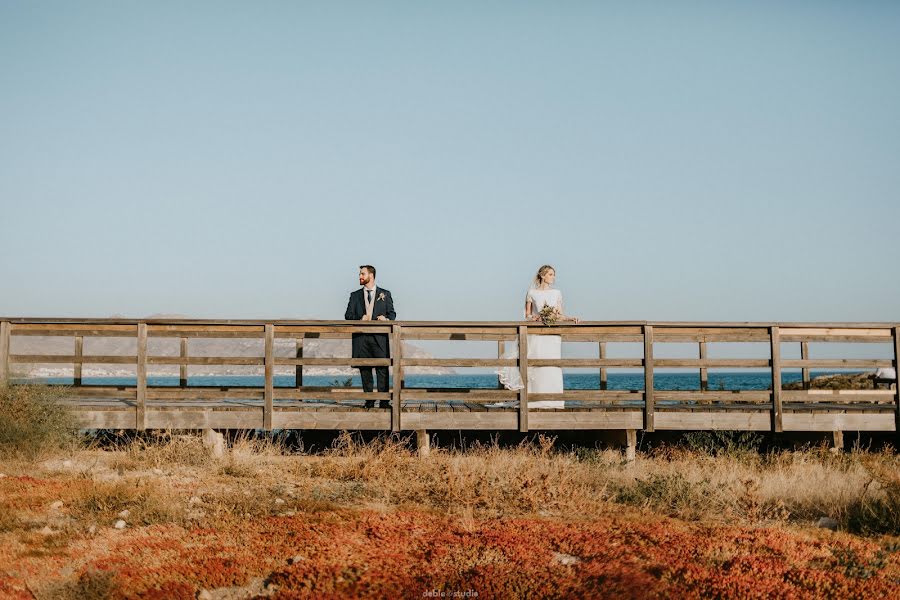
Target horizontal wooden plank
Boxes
[529,359,644,368]
[401,358,518,367]
[655,390,772,402]
[783,389,895,399]
[147,389,266,399]
[401,413,519,430]
[557,335,644,342]
[529,391,645,401]
[528,326,644,337]
[655,412,771,430]
[274,412,390,430]
[10,354,136,364]
[147,356,264,366]
[401,390,517,401]
[62,387,137,398]
[145,409,263,429]
[276,326,390,335]
[653,359,770,368]
[528,412,644,430]
[781,359,893,368]
[401,332,519,341]
[4,319,897,328]
[10,324,137,336]
[784,404,895,411]
[400,327,518,336]
[148,331,265,339]
[653,327,772,342]
[274,389,391,400]
[780,328,892,340]
[273,358,390,367]
[782,413,895,432]
[147,325,265,338]
[72,410,136,428]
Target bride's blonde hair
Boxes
[533,265,555,288]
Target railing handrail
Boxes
[1,317,899,328]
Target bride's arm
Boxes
[525,298,538,321]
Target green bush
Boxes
[612,472,720,519]
[844,461,900,535]
[682,430,763,457]
[0,381,78,459]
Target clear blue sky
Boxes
[2,1,898,322]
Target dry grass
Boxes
[1,431,897,536]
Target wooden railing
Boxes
[0,318,897,434]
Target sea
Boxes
[40,371,855,391]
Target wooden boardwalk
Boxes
[1,319,897,438]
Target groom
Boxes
[344,265,396,408]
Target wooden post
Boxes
[391,325,403,433]
[599,342,608,390]
[831,430,844,453]
[801,341,810,390]
[416,430,430,458]
[179,337,188,387]
[699,341,708,391]
[625,429,636,462]
[770,326,784,432]
[643,325,655,432]
[893,327,900,436]
[0,321,9,382]
[295,338,303,388]
[518,325,529,433]
[136,323,147,431]
[74,336,83,386]
[264,324,274,431]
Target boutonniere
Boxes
[377,292,386,302]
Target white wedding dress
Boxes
[496,288,565,409]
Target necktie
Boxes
[367,290,372,303]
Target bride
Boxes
[496,265,578,409]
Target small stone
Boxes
[114,520,126,529]
[88,525,97,535]
[189,496,202,505]
[553,552,580,566]
[50,501,64,510]
[117,509,130,519]
[197,590,213,600]
[152,468,163,475]
[0,473,6,478]
[62,460,73,468]
[287,555,305,565]
[274,498,285,505]
[38,526,56,536]
[816,517,839,531]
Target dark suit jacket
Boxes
[344,287,396,357]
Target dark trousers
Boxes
[356,334,389,393]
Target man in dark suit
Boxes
[344,265,396,408]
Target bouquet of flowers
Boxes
[538,304,560,326]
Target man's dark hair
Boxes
[360,265,376,277]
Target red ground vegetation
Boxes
[2,475,898,598]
